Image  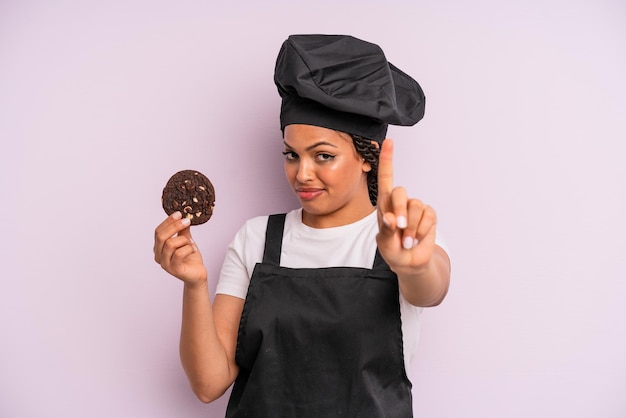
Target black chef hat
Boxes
[274,34,426,143]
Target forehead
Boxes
[284,124,352,148]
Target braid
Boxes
[351,134,380,206]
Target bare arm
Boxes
[154,212,242,402]
[180,287,243,402]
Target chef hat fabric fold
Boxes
[274,34,426,143]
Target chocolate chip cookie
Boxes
[162,170,215,225]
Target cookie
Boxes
[162,170,215,225]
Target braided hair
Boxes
[350,134,381,206]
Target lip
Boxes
[295,187,324,201]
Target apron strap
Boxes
[263,212,389,271]
[372,248,388,270]
[262,213,286,265]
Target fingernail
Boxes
[382,214,391,227]
[403,236,414,250]
[172,211,182,220]
[181,217,191,226]
[397,216,407,229]
[413,238,419,248]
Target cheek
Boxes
[284,161,303,185]
[284,162,294,181]
[324,161,361,185]
[316,164,341,183]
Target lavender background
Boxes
[1,0,625,416]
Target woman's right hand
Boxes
[154,211,207,287]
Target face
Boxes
[283,124,374,227]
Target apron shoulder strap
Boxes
[372,248,388,271]
[262,213,286,265]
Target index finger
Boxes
[377,138,394,209]
[154,212,189,251]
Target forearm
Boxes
[179,282,236,403]
[396,245,450,307]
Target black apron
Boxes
[226,214,413,417]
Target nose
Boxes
[295,159,314,183]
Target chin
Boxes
[299,201,332,217]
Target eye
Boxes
[282,150,298,160]
[316,153,335,162]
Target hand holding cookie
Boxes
[154,170,215,286]
[153,212,207,286]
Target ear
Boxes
[362,140,380,173]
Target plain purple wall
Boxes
[1,0,625,416]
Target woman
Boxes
[154,34,451,417]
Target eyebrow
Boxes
[283,140,339,151]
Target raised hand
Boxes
[154,211,207,287]
[376,139,438,277]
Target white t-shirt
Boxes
[216,208,448,369]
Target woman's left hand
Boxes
[375,139,438,277]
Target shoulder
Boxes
[230,208,301,248]
[232,214,269,245]
[243,213,270,231]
